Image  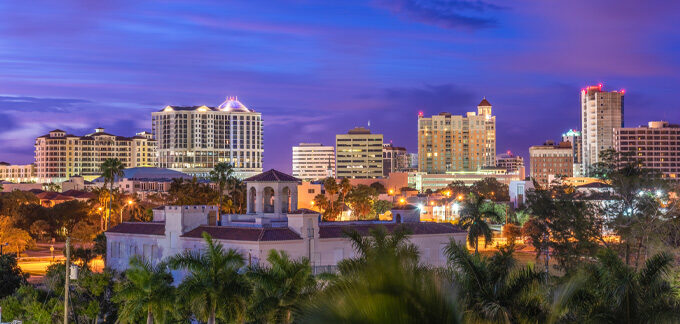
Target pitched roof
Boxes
[107,222,166,235]
[35,191,74,201]
[92,167,193,182]
[182,225,302,241]
[478,98,491,106]
[318,222,463,239]
[245,169,300,182]
[61,190,96,199]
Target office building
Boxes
[151,96,263,179]
[496,151,525,179]
[529,140,574,187]
[562,129,583,176]
[614,121,680,180]
[292,143,335,181]
[382,143,408,176]
[0,162,37,183]
[580,84,624,174]
[34,128,156,183]
[418,98,496,173]
[335,127,383,179]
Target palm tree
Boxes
[100,158,125,230]
[338,225,419,274]
[210,162,234,217]
[459,194,503,254]
[338,177,352,211]
[549,249,680,323]
[114,256,175,324]
[300,226,462,323]
[247,250,317,323]
[444,241,545,323]
[323,177,339,217]
[168,232,251,324]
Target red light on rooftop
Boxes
[598,83,603,88]
[507,150,511,155]
[418,111,424,117]
[620,89,625,94]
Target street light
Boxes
[120,200,134,223]
[0,242,8,255]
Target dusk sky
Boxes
[1,0,679,173]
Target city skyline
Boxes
[1,1,679,173]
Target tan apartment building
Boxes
[418,98,496,173]
[335,127,383,179]
[292,143,335,181]
[614,121,680,180]
[529,140,574,187]
[0,162,37,183]
[151,97,263,179]
[580,84,624,173]
[34,128,156,183]
[496,151,525,179]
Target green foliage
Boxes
[115,256,174,324]
[369,181,386,194]
[372,199,393,216]
[445,242,546,323]
[247,250,317,323]
[470,177,510,202]
[0,216,34,253]
[347,184,378,220]
[0,253,28,298]
[459,194,504,254]
[551,249,680,323]
[167,177,219,206]
[301,226,462,324]
[0,285,61,323]
[168,232,251,324]
[524,186,603,273]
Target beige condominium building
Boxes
[614,121,680,180]
[335,127,383,179]
[34,128,156,183]
[292,143,335,181]
[496,151,525,179]
[580,84,624,174]
[418,98,496,173]
[0,162,37,183]
[151,96,263,179]
[529,140,574,187]
[561,129,583,176]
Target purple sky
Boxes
[1,0,679,173]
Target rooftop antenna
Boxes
[367,120,371,128]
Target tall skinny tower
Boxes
[580,84,624,173]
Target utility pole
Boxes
[64,236,71,324]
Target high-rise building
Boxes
[408,153,419,169]
[292,143,335,181]
[614,121,680,180]
[0,162,37,183]
[496,151,525,179]
[34,128,156,183]
[561,129,583,176]
[418,98,496,173]
[151,96,262,179]
[335,127,383,179]
[529,140,573,187]
[580,84,624,174]
[382,143,408,176]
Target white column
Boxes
[255,186,264,214]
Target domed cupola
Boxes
[218,96,253,112]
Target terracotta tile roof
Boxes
[36,191,74,201]
[182,225,303,241]
[107,222,165,235]
[318,222,463,239]
[244,169,300,182]
[61,190,96,199]
[478,98,492,106]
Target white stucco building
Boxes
[106,169,466,276]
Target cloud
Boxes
[374,0,503,30]
[363,83,478,115]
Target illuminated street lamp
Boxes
[120,200,135,223]
[399,198,406,204]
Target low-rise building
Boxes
[382,144,409,176]
[496,152,525,179]
[0,162,37,183]
[91,167,194,201]
[413,168,522,192]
